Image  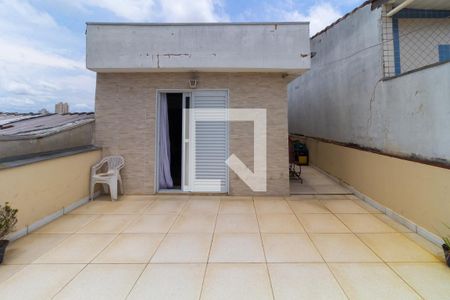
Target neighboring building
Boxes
[55,102,69,114]
[0,113,95,160]
[288,0,450,242]
[86,22,311,195]
[289,0,450,164]
[38,108,50,115]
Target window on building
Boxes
[438,45,450,63]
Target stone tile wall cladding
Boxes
[94,72,290,195]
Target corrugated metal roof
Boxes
[0,113,95,139]
[0,113,40,126]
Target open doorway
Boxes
[158,92,183,191]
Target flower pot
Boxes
[443,244,450,267]
[0,240,9,264]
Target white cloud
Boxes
[159,0,228,22]
[77,0,227,22]
[263,2,342,36]
[0,0,93,113]
[284,3,342,36]
[78,0,156,21]
[0,38,83,70]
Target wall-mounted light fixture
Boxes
[189,79,198,89]
[189,72,199,89]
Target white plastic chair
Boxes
[90,156,125,201]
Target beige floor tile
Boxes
[70,200,116,214]
[290,182,316,194]
[287,195,316,200]
[209,233,265,262]
[375,214,413,232]
[352,199,382,213]
[298,214,350,233]
[321,199,369,214]
[36,214,99,233]
[0,265,25,284]
[120,195,157,201]
[128,264,205,300]
[215,214,259,233]
[0,264,84,300]
[3,233,69,264]
[156,195,191,201]
[77,214,136,233]
[254,199,292,214]
[336,214,397,233]
[151,233,212,263]
[123,214,177,233]
[54,264,144,300]
[257,214,304,233]
[311,233,381,262]
[219,200,255,214]
[183,199,220,214]
[330,263,421,299]
[390,262,450,300]
[103,200,152,214]
[144,199,187,214]
[93,233,164,263]
[404,233,446,260]
[313,185,350,194]
[34,234,117,263]
[170,214,216,233]
[269,263,347,299]
[288,199,330,214]
[201,263,272,300]
[359,233,439,262]
[315,195,349,200]
[220,196,252,201]
[262,234,323,262]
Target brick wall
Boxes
[94,72,290,195]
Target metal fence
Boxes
[382,8,450,77]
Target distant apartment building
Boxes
[55,102,69,114]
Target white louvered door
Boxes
[189,90,229,193]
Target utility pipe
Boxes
[387,0,416,17]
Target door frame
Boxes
[154,89,230,194]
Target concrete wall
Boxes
[86,23,310,73]
[0,122,94,160]
[306,138,450,238]
[289,4,384,147]
[398,18,450,73]
[95,72,290,195]
[0,150,101,232]
[288,3,450,163]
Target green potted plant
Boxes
[0,202,18,264]
[443,224,450,267]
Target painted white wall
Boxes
[288,4,450,162]
[86,23,310,73]
[289,5,384,146]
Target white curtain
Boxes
[159,93,174,189]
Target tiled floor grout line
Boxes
[352,236,425,299]
[49,198,154,298]
[287,197,352,300]
[4,192,447,299]
[48,203,131,299]
[333,204,426,299]
[198,198,222,300]
[253,197,276,300]
[125,197,189,299]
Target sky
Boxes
[0,0,364,113]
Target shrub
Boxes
[0,203,18,240]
